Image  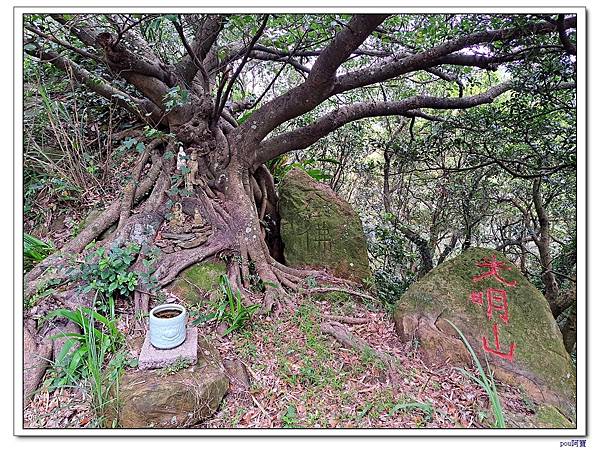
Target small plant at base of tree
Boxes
[389,401,434,423]
[281,404,299,428]
[45,306,126,426]
[75,242,141,314]
[192,274,260,336]
[24,233,55,272]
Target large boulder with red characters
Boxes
[393,247,576,425]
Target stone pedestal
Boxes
[138,327,198,370]
[112,335,229,428]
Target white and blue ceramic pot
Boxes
[149,304,187,349]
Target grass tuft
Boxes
[444,319,505,428]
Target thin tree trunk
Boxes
[532,178,561,316]
[562,299,577,354]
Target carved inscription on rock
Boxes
[284,211,333,253]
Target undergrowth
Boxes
[45,306,130,427]
[24,233,54,272]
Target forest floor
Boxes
[23,288,540,429]
[23,160,542,430]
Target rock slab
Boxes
[115,335,228,428]
[393,247,576,423]
[278,168,371,282]
[138,327,198,370]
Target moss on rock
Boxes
[393,247,576,421]
[535,405,574,428]
[278,168,371,282]
[168,260,227,305]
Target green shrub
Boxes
[77,243,140,314]
[366,213,417,304]
[266,154,337,183]
[24,233,54,272]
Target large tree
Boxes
[22,13,577,396]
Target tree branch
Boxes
[175,14,225,85]
[332,16,576,95]
[248,50,310,74]
[49,14,173,109]
[557,14,577,56]
[25,46,162,122]
[49,14,99,48]
[257,82,512,164]
[235,14,388,160]
[398,225,433,278]
[213,14,269,126]
[24,24,104,63]
[251,44,391,59]
[171,16,209,92]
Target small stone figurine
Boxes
[176,145,186,171]
[185,149,200,193]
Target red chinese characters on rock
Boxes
[482,324,516,361]
[472,255,517,287]
[469,255,517,362]
[470,288,509,324]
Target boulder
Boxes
[393,247,576,422]
[114,336,228,428]
[278,168,371,282]
[167,260,227,305]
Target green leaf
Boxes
[237,110,253,124]
[54,339,78,364]
[122,137,137,149]
[68,348,85,373]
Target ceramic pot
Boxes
[149,304,187,349]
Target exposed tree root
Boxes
[23,288,93,406]
[66,159,163,256]
[305,286,377,302]
[24,160,163,298]
[23,324,53,405]
[133,291,150,327]
[320,321,396,368]
[321,314,370,325]
[154,237,229,287]
[117,145,154,230]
